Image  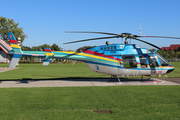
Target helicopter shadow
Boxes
[0,76,156,84]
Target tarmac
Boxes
[0,67,179,88]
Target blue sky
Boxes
[1,0,180,50]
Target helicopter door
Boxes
[148,55,160,75]
[121,56,139,76]
[139,56,148,68]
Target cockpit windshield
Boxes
[156,54,169,66]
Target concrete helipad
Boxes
[0,67,179,88]
[0,78,179,88]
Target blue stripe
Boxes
[44,59,51,62]
[12,54,22,58]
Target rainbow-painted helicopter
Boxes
[8,31,178,83]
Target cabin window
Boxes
[114,46,116,49]
[104,47,106,50]
[149,56,159,67]
[107,47,110,50]
[156,54,169,66]
[111,46,113,50]
[122,56,137,68]
[101,47,103,50]
[139,56,147,68]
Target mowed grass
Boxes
[0,63,110,80]
[0,86,179,120]
[0,62,179,80]
[0,63,179,119]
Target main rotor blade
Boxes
[134,38,161,49]
[64,36,117,44]
[135,35,180,39]
[66,31,119,35]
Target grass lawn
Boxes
[0,86,179,120]
[0,62,179,80]
[0,63,179,119]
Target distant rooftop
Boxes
[161,44,180,51]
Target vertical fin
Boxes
[7,32,22,68]
[43,48,54,65]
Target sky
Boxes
[1,0,180,50]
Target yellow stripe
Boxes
[161,67,174,69]
[46,53,54,56]
[11,44,20,48]
[58,51,119,63]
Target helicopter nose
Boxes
[166,68,175,74]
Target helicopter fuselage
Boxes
[83,44,174,76]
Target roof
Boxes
[0,39,12,54]
[161,44,180,51]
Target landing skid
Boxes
[111,75,122,84]
[141,75,156,83]
[150,75,156,83]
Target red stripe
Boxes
[44,49,52,52]
[0,46,8,54]
[84,50,122,61]
[84,50,94,54]
[0,40,12,50]
[9,39,18,44]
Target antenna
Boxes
[139,21,142,48]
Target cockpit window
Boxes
[156,54,169,66]
[149,55,159,67]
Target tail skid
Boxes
[7,32,22,68]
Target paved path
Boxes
[0,78,179,88]
[0,67,19,73]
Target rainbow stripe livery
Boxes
[43,48,54,65]
[7,32,22,68]
[7,32,175,79]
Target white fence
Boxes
[167,59,180,62]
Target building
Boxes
[0,39,12,63]
[161,44,180,51]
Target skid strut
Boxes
[111,75,122,83]
[150,75,156,82]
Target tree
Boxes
[76,46,96,52]
[0,17,27,43]
[51,43,62,51]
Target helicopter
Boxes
[7,31,179,83]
